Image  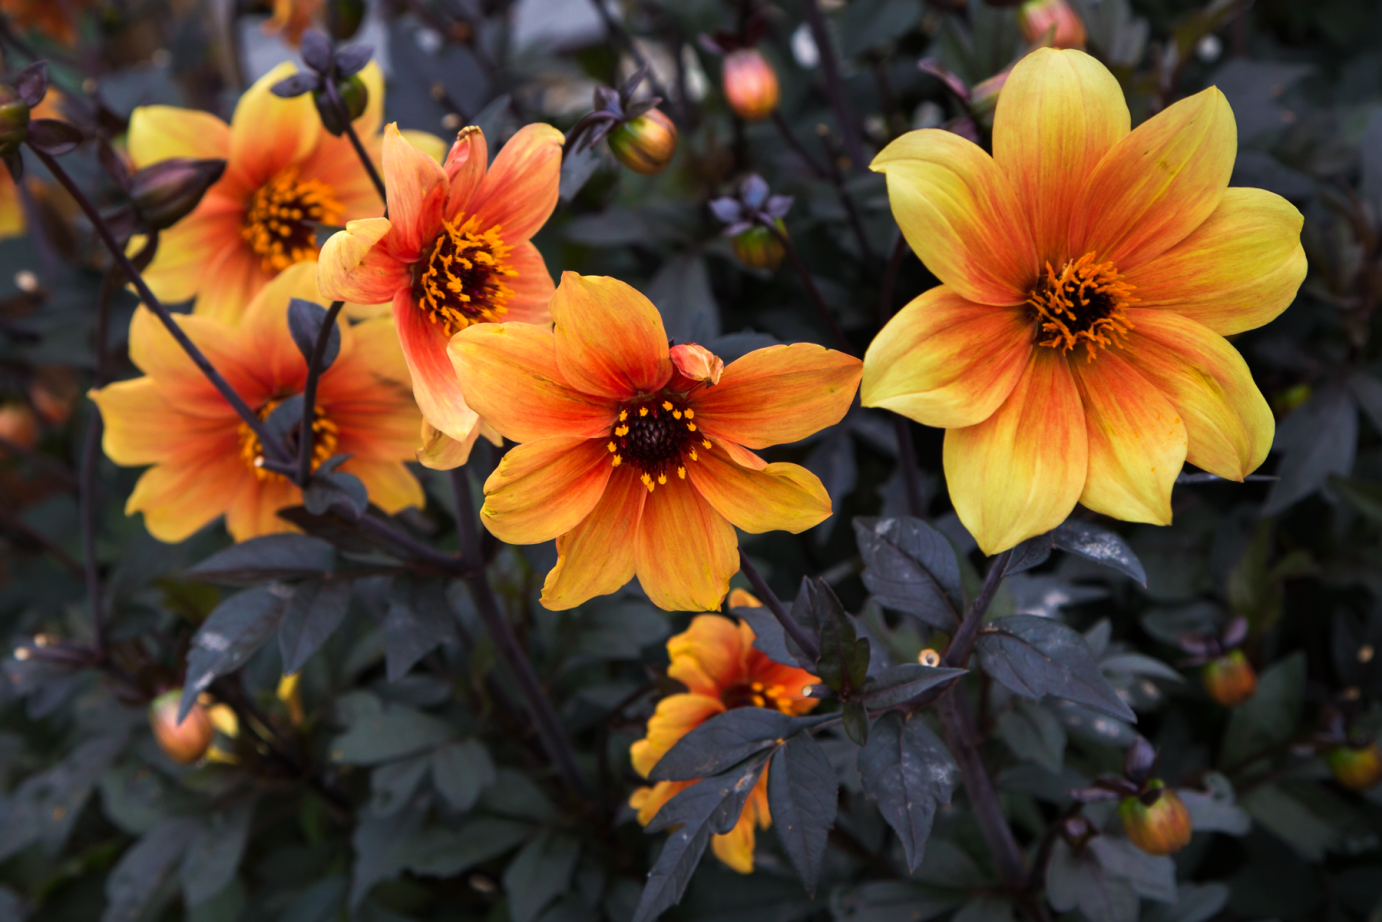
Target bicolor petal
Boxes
[634,484,738,612]
[550,273,673,399]
[318,218,406,304]
[381,124,449,260]
[393,289,481,443]
[542,468,646,611]
[481,437,614,545]
[470,122,565,243]
[689,453,831,535]
[444,126,489,219]
[228,62,319,187]
[127,105,231,166]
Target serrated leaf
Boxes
[858,663,967,709]
[1052,520,1147,586]
[857,711,957,872]
[180,587,289,720]
[648,708,820,782]
[976,615,1136,722]
[278,578,352,674]
[767,732,837,896]
[185,534,335,585]
[854,517,962,629]
[287,298,341,372]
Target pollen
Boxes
[241,168,344,273]
[237,397,338,482]
[414,215,518,336]
[609,394,704,491]
[1027,252,1137,360]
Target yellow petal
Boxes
[688,453,831,535]
[229,62,319,187]
[541,467,645,610]
[344,458,425,514]
[634,483,738,612]
[127,105,231,166]
[629,693,726,777]
[317,217,405,305]
[480,437,614,545]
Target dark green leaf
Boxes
[853,517,962,629]
[1088,836,1176,902]
[842,700,870,745]
[832,881,964,922]
[1004,533,1054,576]
[1219,652,1305,769]
[1264,387,1357,516]
[1141,882,1228,922]
[370,755,430,815]
[180,587,290,720]
[732,605,807,668]
[393,818,533,877]
[302,468,368,519]
[184,534,335,586]
[384,579,453,682]
[330,706,457,765]
[503,831,581,922]
[976,615,1136,721]
[278,578,352,674]
[179,800,255,908]
[1052,520,1146,586]
[767,732,837,896]
[814,578,870,694]
[430,739,495,812]
[858,663,967,709]
[1330,474,1382,524]
[102,818,201,922]
[648,708,820,782]
[857,711,957,872]
[996,699,1066,773]
[1045,839,1139,922]
[287,298,341,372]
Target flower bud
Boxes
[0,401,38,453]
[315,74,369,137]
[128,158,227,231]
[1202,649,1257,707]
[1017,0,1088,50]
[148,689,214,764]
[1119,783,1192,855]
[0,85,30,157]
[607,108,677,175]
[731,220,787,271]
[723,49,780,122]
[1325,742,1382,791]
[670,343,725,386]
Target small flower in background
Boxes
[567,67,678,175]
[628,615,819,873]
[1177,616,1256,706]
[263,0,324,47]
[710,174,793,272]
[126,60,444,322]
[864,47,1307,554]
[0,0,89,45]
[449,272,861,612]
[0,401,38,453]
[1313,704,1382,792]
[1325,741,1382,792]
[318,121,563,468]
[148,689,214,764]
[722,49,781,122]
[90,262,424,542]
[1072,736,1193,856]
[1018,0,1088,50]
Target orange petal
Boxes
[448,322,618,442]
[1123,309,1273,480]
[550,273,673,399]
[382,124,449,261]
[690,343,861,449]
[667,614,751,698]
[126,454,247,544]
[1071,351,1186,524]
[469,122,565,243]
[393,289,479,443]
[240,261,322,391]
[191,241,269,323]
[711,437,768,472]
[139,196,243,306]
[1070,87,1236,272]
[629,692,727,777]
[871,129,1038,306]
[1122,188,1305,336]
[415,419,499,470]
[343,458,425,514]
[689,452,831,535]
[91,378,230,466]
[126,306,263,415]
[635,484,738,612]
[225,474,301,542]
[943,349,1088,554]
[353,62,386,139]
[480,437,614,544]
[541,466,646,610]
[993,48,1129,264]
[630,780,694,826]
[228,62,319,188]
[503,240,555,324]
[127,105,231,166]
[710,808,759,874]
[318,218,407,305]
[444,126,488,219]
[861,286,1032,428]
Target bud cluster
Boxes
[567,66,678,176]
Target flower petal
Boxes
[415,419,501,470]
[1122,188,1305,335]
[629,692,726,777]
[353,62,386,138]
[228,62,320,188]
[127,105,231,166]
[710,802,760,874]
[138,195,243,305]
[541,466,646,610]
[871,129,1038,305]
[480,437,614,545]
[861,286,1032,428]
[449,322,618,442]
[1070,87,1237,272]
[1071,351,1186,524]
[382,123,448,260]
[630,780,693,825]
[127,455,247,544]
[504,241,556,323]
[342,458,425,514]
[470,122,565,243]
[393,289,480,443]
[444,126,488,219]
[635,484,738,612]
[690,343,861,449]
[224,475,301,542]
[191,240,269,323]
[318,217,407,304]
[666,614,750,697]
[689,452,831,535]
[1123,309,1273,480]
[548,273,672,400]
[126,306,263,415]
[240,261,322,390]
[993,48,1130,264]
[91,378,229,465]
[943,349,1088,555]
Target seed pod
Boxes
[723,48,780,122]
[731,220,787,271]
[1017,0,1088,50]
[1325,742,1382,791]
[607,108,677,175]
[148,689,214,765]
[0,85,30,157]
[1119,783,1192,855]
[129,158,227,231]
[315,74,369,137]
[1202,648,1258,707]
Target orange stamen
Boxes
[415,216,517,335]
[1027,252,1137,361]
[242,168,343,273]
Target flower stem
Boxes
[738,550,821,662]
[878,232,908,329]
[800,0,865,170]
[944,549,1012,668]
[815,124,876,266]
[892,415,925,520]
[29,145,288,464]
[771,109,829,178]
[297,300,345,484]
[770,222,853,356]
[326,78,388,215]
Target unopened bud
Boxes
[1325,742,1382,792]
[149,689,214,764]
[1202,649,1257,707]
[0,401,38,453]
[129,158,227,231]
[723,49,780,122]
[1017,0,1087,49]
[607,108,677,175]
[315,74,369,137]
[1119,782,1192,855]
[731,220,787,271]
[919,649,942,668]
[670,343,725,386]
[0,85,30,157]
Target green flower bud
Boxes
[0,85,31,157]
[1325,742,1382,791]
[607,108,677,175]
[1202,649,1257,707]
[732,220,786,271]
[315,74,369,137]
[1119,782,1192,855]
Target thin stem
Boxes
[738,551,820,662]
[0,505,84,577]
[770,223,853,355]
[30,146,287,464]
[878,232,907,329]
[451,463,481,564]
[892,415,924,520]
[326,79,388,214]
[945,549,1013,667]
[297,300,346,484]
[771,110,829,179]
[800,0,865,169]
[585,0,672,110]
[355,513,472,574]
[816,126,876,266]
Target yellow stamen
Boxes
[677,466,686,479]
[237,398,338,483]
[684,409,694,419]
[662,400,673,411]
[416,216,517,336]
[241,168,343,273]
[639,407,649,417]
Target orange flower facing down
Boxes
[319,123,564,466]
[450,273,862,612]
[862,48,1306,555]
[127,63,443,323]
[90,262,424,543]
[629,615,819,873]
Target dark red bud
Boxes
[129,158,227,231]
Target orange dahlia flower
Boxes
[862,48,1306,555]
[89,262,423,543]
[449,273,861,611]
[318,122,564,466]
[629,614,819,873]
[127,62,442,323]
